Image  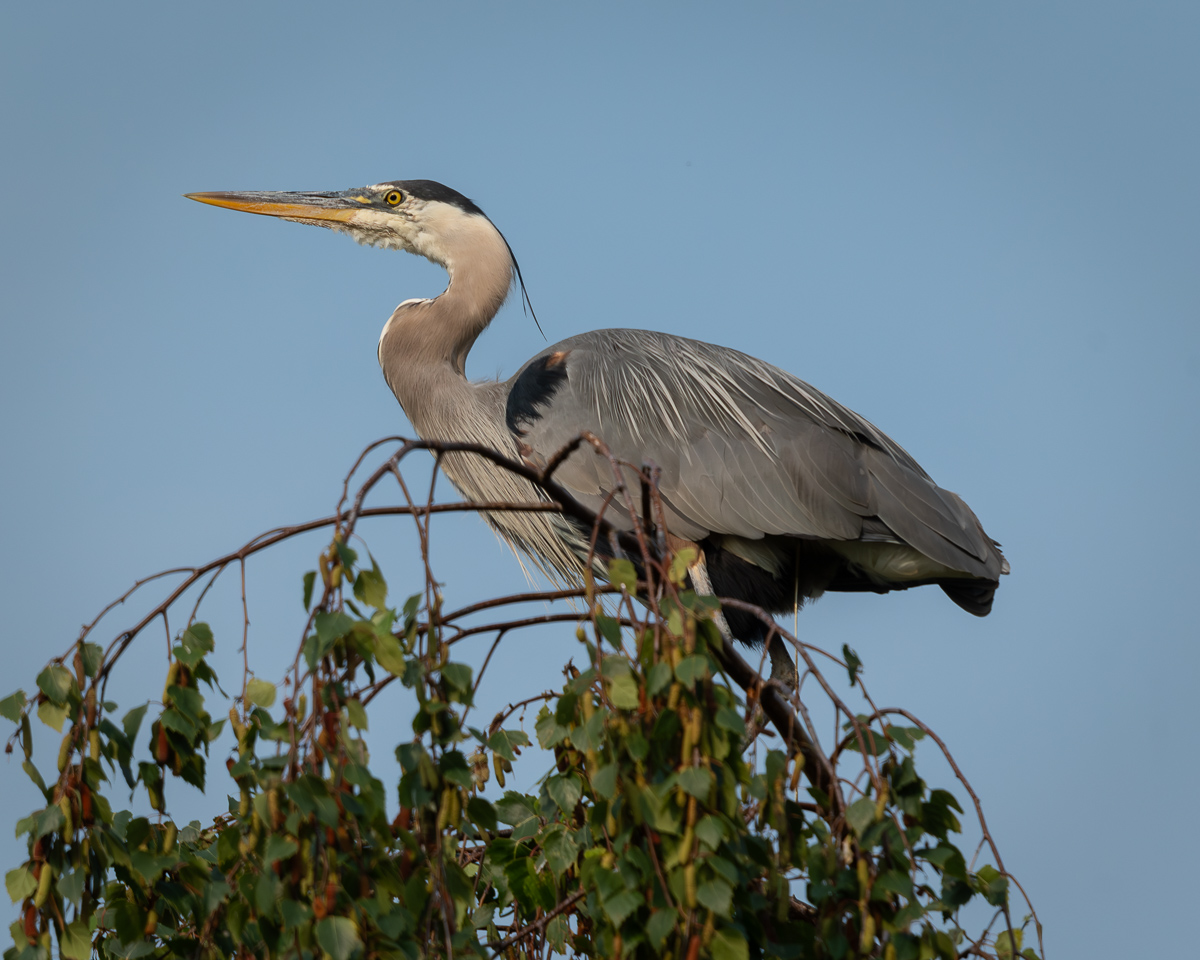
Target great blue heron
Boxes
[187,179,1009,681]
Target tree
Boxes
[2,437,1042,960]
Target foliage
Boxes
[2,438,1042,959]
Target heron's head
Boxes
[186,179,499,269]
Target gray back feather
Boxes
[508,329,1006,581]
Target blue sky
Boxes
[2,3,1198,956]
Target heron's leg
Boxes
[766,634,799,689]
[686,553,735,642]
[688,551,797,688]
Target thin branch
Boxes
[485,890,585,951]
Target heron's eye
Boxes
[385,190,404,206]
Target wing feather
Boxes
[507,328,1002,577]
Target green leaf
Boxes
[710,928,750,960]
[674,654,709,687]
[594,614,622,646]
[175,623,214,668]
[315,611,355,650]
[713,707,744,735]
[696,878,734,917]
[91,792,112,826]
[302,571,317,611]
[22,762,47,797]
[542,826,580,877]
[203,879,231,915]
[607,558,638,593]
[37,701,67,732]
[602,888,642,927]
[159,710,196,743]
[372,632,407,677]
[58,920,92,960]
[110,938,155,959]
[168,684,206,722]
[695,815,725,850]
[995,928,1023,959]
[33,805,64,840]
[555,690,578,724]
[315,916,362,960]
[487,729,530,762]
[494,792,537,827]
[0,691,27,723]
[244,678,275,709]
[345,699,368,730]
[572,709,605,752]
[264,835,298,864]
[707,855,738,886]
[546,915,570,952]
[872,870,914,900]
[591,763,618,800]
[255,871,282,915]
[602,660,640,709]
[122,704,148,743]
[668,547,698,585]
[535,706,570,749]
[646,662,673,697]
[440,750,475,788]
[975,864,1009,906]
[845,797,877,837]
[129,850,174,886]
[922,790,964,839]
[923,844,967,879]
[842,644,862,686]
[36,666,74,705]
[467,796,497,833]
[353,557,389,610]
[627,730,649,761]
[287,776,341,828]
[441,662,473,694]
[79,643,103,679]
[678,766,713,801]
[5,867,36,903]
[638,783,681,835]
[546,774,583,815]
[886,724,924,751]
[58,869,85,909]
[593,867,624,901]
[334,540,358,570]
[646,909,676,949]
[850,729,889,757]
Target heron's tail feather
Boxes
[938,579,998,617]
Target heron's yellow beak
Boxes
[185,191,360,223]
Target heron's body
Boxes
[188,179,1008,678]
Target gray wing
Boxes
[505,329,1006,580]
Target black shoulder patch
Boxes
[506,352,570,436]
[388,180,486,217]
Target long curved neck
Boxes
[378,212,514,430]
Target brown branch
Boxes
[485,889,585,951]
[448,613,636,646]
[94,503,564,682]
[441,586,618,623]
[707,635,843,815]
[876,707,1039,959]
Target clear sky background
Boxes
[2,3,1198,957]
